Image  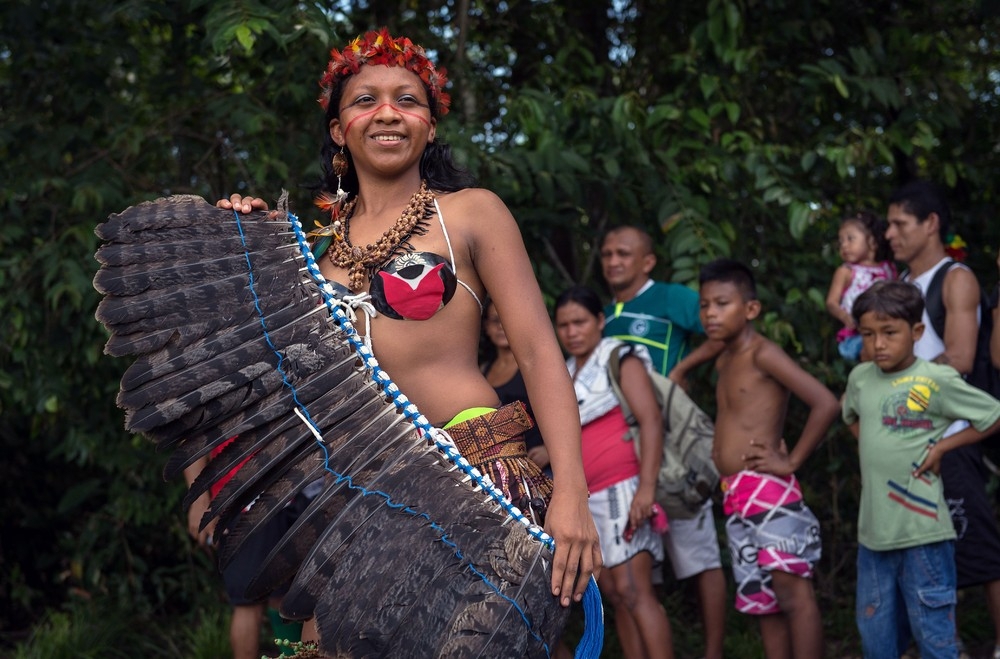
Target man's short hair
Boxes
[887,179,951,243]
[698,258,757,300]
[603,225,653,254]
[851,280,924,326]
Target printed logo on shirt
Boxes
[629,318,649,337]
[880,387,935,432]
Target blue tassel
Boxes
[574,577,604,658]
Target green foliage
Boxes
[9,598,231,658]
[4,0,1000,656]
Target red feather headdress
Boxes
[318,28,450,115]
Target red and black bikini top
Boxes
[328,199,483,321]
[369,251,459,320]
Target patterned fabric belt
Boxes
[447,401,554,522]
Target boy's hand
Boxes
[667,367,689,390]
[742,438,794,476]
[913,443,944,478]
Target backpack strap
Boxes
[923,260,957,340]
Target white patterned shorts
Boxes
[589,475,665,569]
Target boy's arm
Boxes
[841,375,860,439]
[745,341,841,475]
[668,339,724,387]
[915,417,1000,477]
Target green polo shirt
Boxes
[602,279,704,376]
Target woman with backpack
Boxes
[554,285,674,659]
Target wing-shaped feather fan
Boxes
[92,195,585,658]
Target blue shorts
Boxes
[856,541,957,659]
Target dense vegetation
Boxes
[3,1,1000,656]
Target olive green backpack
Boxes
[607,349,720,520]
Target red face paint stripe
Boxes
[343,103,431,136]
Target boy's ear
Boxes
[746,299,762,320]
[912,321,925,342]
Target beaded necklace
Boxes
[328,181,434,291]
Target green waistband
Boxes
[443,406,496,428]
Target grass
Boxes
[5,571,997,658]
[560,573,997,658]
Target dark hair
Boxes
[554,285,604,319]
[602,225,653,254]
[698,258,757,300]
[851,280,924,326]
[841,210,892,263]
[887,179,951,243]
[319,74,477,197]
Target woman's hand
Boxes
[627,485,656,534]
[216,194,269,214]
[544,484,602,607]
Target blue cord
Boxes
[233,208,604,658]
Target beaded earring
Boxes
[331,147,349,203]
[308,146,352,246]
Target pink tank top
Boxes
[581,406,641,493]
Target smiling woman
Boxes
[206,28,602,657]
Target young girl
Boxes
[825,210,896,361]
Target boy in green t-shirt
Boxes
[843,280,1000,659]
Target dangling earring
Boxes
[310,146,354,242]
[332,146,349,202]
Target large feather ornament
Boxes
[92,194,603,658]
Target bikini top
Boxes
[326,199,483,321]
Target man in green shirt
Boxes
[600,225,726,659]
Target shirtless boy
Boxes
[698,259,840,659]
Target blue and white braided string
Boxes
[234,207,603,658]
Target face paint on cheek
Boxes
[343,103,432,135]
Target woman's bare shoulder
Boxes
[436,188,509,213]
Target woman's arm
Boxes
[467,189,601,606]
[182,456,214,548]
[617,356,663,531]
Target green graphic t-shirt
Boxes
[602,280,703,376]
[843,358,1000,551]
